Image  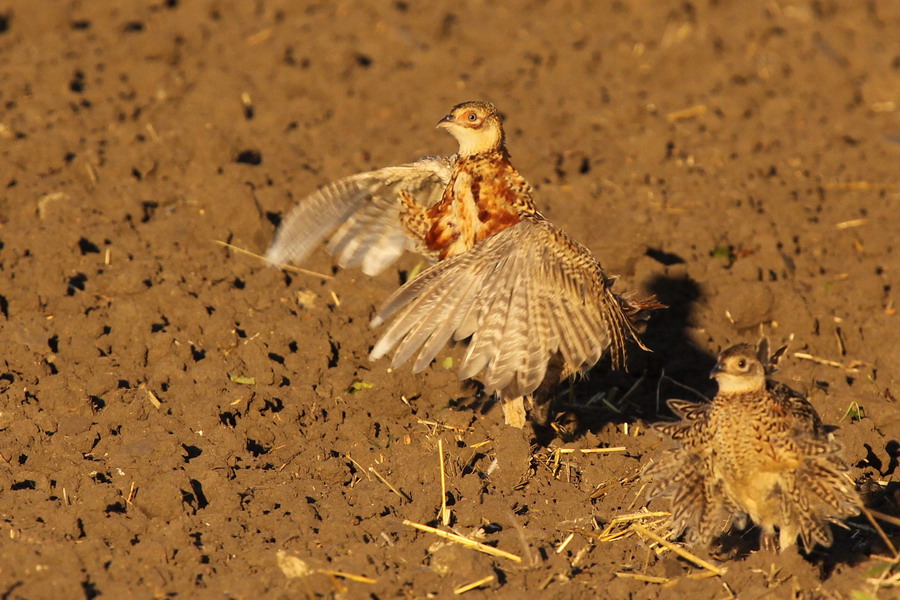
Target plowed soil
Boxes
[1,1,898,598]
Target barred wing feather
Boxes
[370,218,639,396]
[265,156,454,275]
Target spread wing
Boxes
[369,217,643,397]
[265,155,454,276]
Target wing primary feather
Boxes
[266,177,368,265]
[370,218,648,396]
[370,257,456,328]
[482,254,531,392]
[267,156,453,273]
[516,261,550,394]
[360,215,409,276]
[374,284,447,364]
[370,250,479,359]
[412,272,481,371]
[459,253,519,386]
[390,275,465,369]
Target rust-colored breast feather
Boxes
[424,152,535,259]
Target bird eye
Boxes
[737,359,747,369]
[466,112,477,122]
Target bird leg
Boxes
[502,353,566,429]
[501,396,528,428]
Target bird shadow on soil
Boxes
[544,272,716,443]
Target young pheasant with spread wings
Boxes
[644,343,860,553]
[266,101,657,425]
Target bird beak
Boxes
[709,363,723,379]
[436,113,454,129]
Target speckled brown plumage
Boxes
[645,343,860,553]
[267,101,657,425]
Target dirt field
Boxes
[1,0,899,598]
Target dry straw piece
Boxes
[615,572,669,584]
[631,524,725,577]
[573,509,670,543]
[145,388,162,409]
[438,439,450,526]
[453,575,495,594]
[865,554,900,590]
[402,520,522,563]
[318,569,377,584]
[214,239,333,279]
[275,551,376,584]
[666,104,707,122]
[555,532,576,554]
[369,467,411,502]
[793,351,863,372]
[554,447,627,454]
[417,418,473,433]
[861,506,899,559]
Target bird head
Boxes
[710,343,766,394]
[437,101,505,155]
